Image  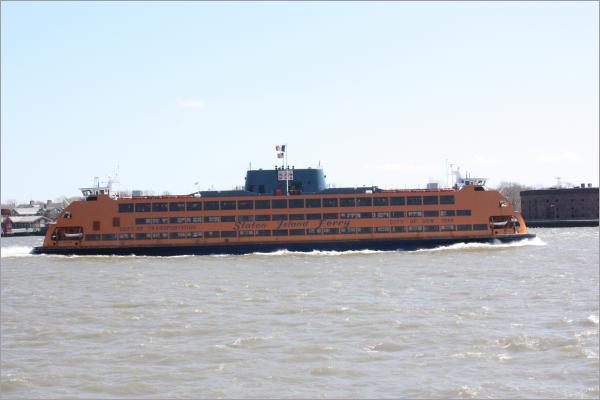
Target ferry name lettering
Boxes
[314,219,350,229]
[275,220,309,229]
[233,222,267,231]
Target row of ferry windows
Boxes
[85,224,488,240]
[118,195,456,213]
[134,210,473,224]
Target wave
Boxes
[248,249,387,257]
[1,237,546,259]
[1,246,35,258]
[411,236,546,253]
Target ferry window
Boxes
[135,233,149,240]
[152,203,168,212]
[118,233,134,240]
[360,212,373,219]
[191,232,203,238]
[221,201,236,210]
[255,215,271,221]
[187,202,202,211]
[423,196,439,205]
[290,229,305,235]
[258,185,265,193]
[323,198,338,207]
[204,201,219,210]
[375,212,390,218]
[440,210,456,217]
[323,213,338,219]
[112,217,120,227]
[272,199,287,209]
[171,217,191,224]
[473,224,488,231]
[238,200,254,210]
[440,225,455,231]
[169,202,186,212]
[307,213,322,220]
[360,227,373,233]
[85,234,101,241]
[374,197,388,206]
[135,203,151,212]
[290,214,305,220]
[272,214,288,221]
[159,217,169,224]
[221,216,236,222]
[170,232,191,239]
[340,198,355,207]
[375,227,391,233]
[135,218,148,225]
[390,197,405,206]
[101,233,117,240]
[256,230,271,236]
[391,211,405,218]
[424,210,439,217]
[255,200,270,209]
[273,229,288,236]
[306,199,321,208]
[289,199,305,208]
[424,225,439,232]
[440,195,455,205]
[392,226,406,232]
[322,228,339,235]
[93,221,100,231]
[238,215,255,222]
[340,212,361,219]
[118,204,134,213]
[407,211,423,217]
[408,225,423,232]
[456,209,471,216]
[205,231,220,238]
[407,196,422,205]
[204,216,221,223]
[356,197,372,207]
[221,231,236,238]
[239,230,255,237]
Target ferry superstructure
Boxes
[33,166,534,255]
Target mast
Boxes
[285,143,289,196]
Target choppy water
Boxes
[1,228,598,399]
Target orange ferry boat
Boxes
[33,165,534,255]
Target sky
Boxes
[1,1,598,203]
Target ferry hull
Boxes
[32,233,536,256]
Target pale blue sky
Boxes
[2,1,598,202]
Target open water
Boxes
[1,228,598,399]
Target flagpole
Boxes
[285,144,289,196]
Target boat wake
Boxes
[1,246,36,258]
[248,249,388,257]
[411,236,546,253]
[1,237,546,259]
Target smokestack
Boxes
[581,183,585,188]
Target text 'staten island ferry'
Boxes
[33,149,535,256]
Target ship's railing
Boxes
[379,188,457,193]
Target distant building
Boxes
[520,184,599,227]
[1,215,51,236]
[12,206,42,216]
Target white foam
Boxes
[1,246,35,258]
[249,249,387,257]
[587,315,599,325]
[412,236,546,253]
